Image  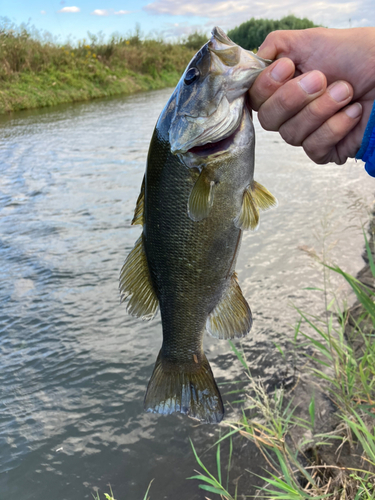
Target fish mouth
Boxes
[186,126,239,157]
[186,110,247,158]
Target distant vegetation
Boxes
[0,15,319,114]
[0,20,196,114]
[228,15,320,51]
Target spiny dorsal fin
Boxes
[206,272,252,339]
[188,169,215,222]
[234,186,259,231]
[119,234,158,320]
[251,181,277,212]
[131,176,145,226]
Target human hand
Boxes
[249,27,375,165]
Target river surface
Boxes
[0,89,374,500]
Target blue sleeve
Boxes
[356,101,375,177]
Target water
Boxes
[0,89,373,500]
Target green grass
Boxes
[0,20,197,114]
[93,480,153,500]
[190,230,375,499]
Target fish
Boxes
[119,27,277,423]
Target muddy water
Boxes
[0,89,373,499]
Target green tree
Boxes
[228,15,319,51]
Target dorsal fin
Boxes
[131,176,145,226]
[206,272,252,339]
[119,234,158,320]
[188,169,216,222]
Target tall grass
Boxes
[0,19,197,113]
[191,231,375,499]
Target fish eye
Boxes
[184,67,200,85]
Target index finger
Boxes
[257,30,304,61]
[249,57,295,111]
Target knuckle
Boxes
[279,124,302,146]
[302,139,321,162]
[257,109,276,131]
[306,100,326,121]
[277,87,302,113]
[302,137,329,164]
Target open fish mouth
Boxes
[185,104,252,159]
[186,122,241,157]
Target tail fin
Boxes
[144,351,224,423]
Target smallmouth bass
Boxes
[120,27,277,423]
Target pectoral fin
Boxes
[188,169,216,222]
[131,176,145,226]
[234,181,277,231]
[251,181,278,211]
[206,272,252,339]
[119,234,158,320]
[234,186,259,230]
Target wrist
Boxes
[356,101,375,176]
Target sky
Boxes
[1,0,374,43]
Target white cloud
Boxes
[58,6,80,13]
[156,21,210,38]
[41,10,46,14]
[90,8,131,16]
[143,0,373,30]
[91,9,109,15]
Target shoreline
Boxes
[0,70,182,115]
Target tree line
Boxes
[228,15,319,51]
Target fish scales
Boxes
[120,27,277,423]
[145,127,245,355]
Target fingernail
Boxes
[328,82,350,102]
[270,59,294,83]
[299,71,324,94]
[345,102,362,119]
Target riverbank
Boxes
[0,26,196,114]
[192,213,375,499]
[0,66,184,115]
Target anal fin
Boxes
[119,234,158,320]
[206,272,252,339]
[188,169,216,222]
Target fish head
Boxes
[169,26,271,155]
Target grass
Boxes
[93,480,153,500]
[0,19,197,114]
[190,229,375,499]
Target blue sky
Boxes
[2,0,374,43]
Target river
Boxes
[0,89,373,500]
